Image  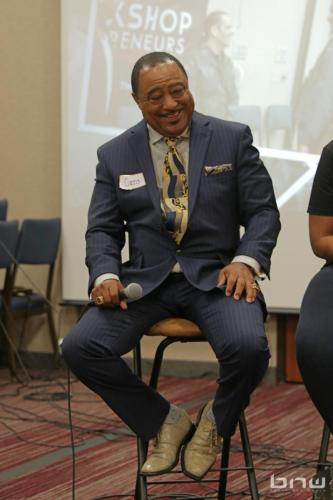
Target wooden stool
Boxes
[133,318,259,500]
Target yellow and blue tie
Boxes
[162,137,188,244]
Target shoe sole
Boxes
[140,423,196,476]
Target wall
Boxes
[0,0,61,352]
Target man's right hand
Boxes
[91,279,128,310]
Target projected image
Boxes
[184,9,240,122]
[80,0,208,134]
[79,0,311,148]
[78,0,331,212]
[62,0,329,306]
[295,0,333,155]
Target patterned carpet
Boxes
[0,367,331,500]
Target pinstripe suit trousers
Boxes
[62,274,269,441]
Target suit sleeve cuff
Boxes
[94,273,120,287]
[232,256,266,280]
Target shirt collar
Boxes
[147,123,190,145]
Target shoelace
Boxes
[210,427,221,451]
[211,428,217,447]
[154,433,160,447]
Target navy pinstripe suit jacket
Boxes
[85,111,281,297]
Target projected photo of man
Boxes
[185,10,240,120]
[297,0,333,154]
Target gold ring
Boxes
[95,295,104,305]
[252,282,260,292]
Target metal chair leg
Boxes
[239,412,259,500]
[135,438,148,500]
[218,437,231,500]
[149,337,179,389]
[317,423,331,472]
[133,343,148,500]
[46,308,60,360]
[133,343,143,379]
[1,308,17,376]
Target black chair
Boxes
[0,199,8,220]
[8,218,61,369]
[0,220,19,372]
[133,318,259,500]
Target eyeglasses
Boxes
[144,84,188,106]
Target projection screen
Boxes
[61,0,332,310]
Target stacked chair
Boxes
[0,220,20,371]
[0,217,61,375]
[0,199,8,220]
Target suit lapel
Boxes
[188,113,212,219]
[128,114,212,231]
[128,121,162,215]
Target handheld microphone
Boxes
[119,282,143,301]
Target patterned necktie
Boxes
[162,137,188,244]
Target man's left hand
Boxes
[217,262,258,303]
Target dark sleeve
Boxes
[308,141,333,215]
[234,125,281,276]
[85,145,126,293]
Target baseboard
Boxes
[125,356,277,383]
[11,351,61,369]
[3,351,277,383]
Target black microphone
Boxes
[119,282,143,301]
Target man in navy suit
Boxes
[62,52,280,480]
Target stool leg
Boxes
[46,308,60,361]
[149,338,178,389]
[317,423,331,472]
[134,338,180,498]
[239,412,259,500]
[133,343,143,379]
[133,343,148,500]
[3,309,17,377]
[218,437,231,500]
[135,438,148,500]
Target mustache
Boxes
[160,109,183,116]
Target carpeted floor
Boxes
[0,367,331,500]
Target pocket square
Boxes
[204,164,233,176]
[119,173,146,190]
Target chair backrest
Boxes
[0,199,8,221]
[15,218,61,265]
[0,220,19,269]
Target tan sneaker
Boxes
[141,406,194,475]
[181,400,222,480]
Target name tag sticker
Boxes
[119,173,146,190]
